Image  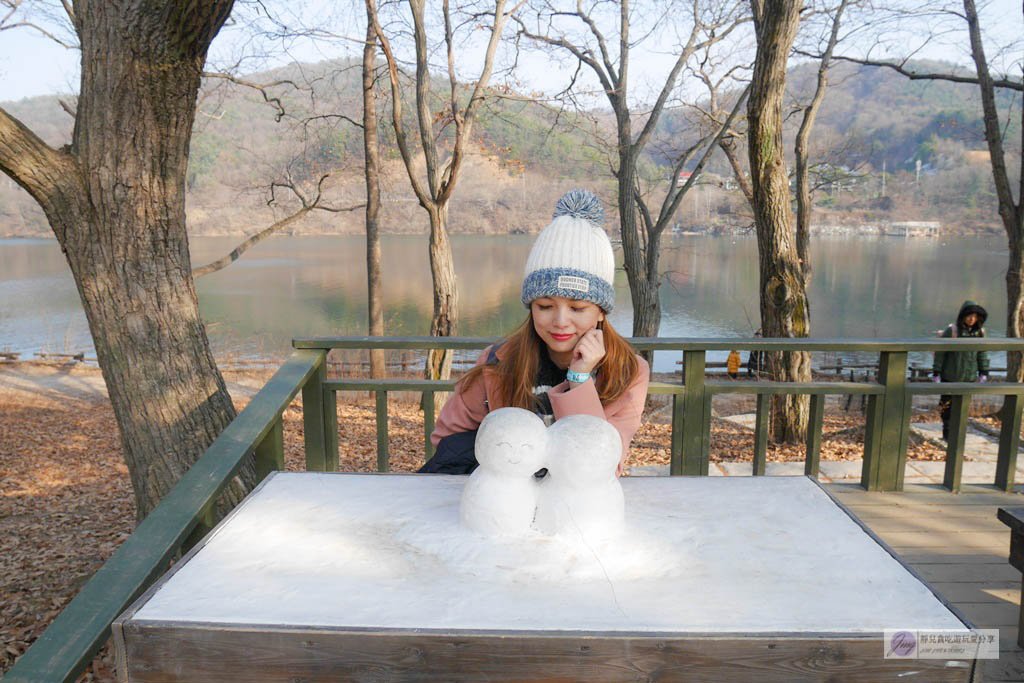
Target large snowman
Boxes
[459,408,548,535]
[533,414,625,541]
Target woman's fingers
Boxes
[569,327,607,375]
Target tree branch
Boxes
[512,15,616,99]
[201,71,307,121]
[367,0,433,208]
[193,175,365,278]
[0,105,77,212]
[658,85,751,232]
[820,53,1022,92]
[438,0,513,204]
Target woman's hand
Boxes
[569,327,606,377]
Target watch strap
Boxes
[566,369,591,384]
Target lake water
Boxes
[0,234,1010,373]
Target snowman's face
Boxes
[475,408,548,475]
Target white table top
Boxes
[131,473,968,634]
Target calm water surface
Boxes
[0,234,1010,372]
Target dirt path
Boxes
[0,362,267,404]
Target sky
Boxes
[0,0,1021,103]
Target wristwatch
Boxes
[566,369,591,384]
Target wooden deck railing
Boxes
[7,335,1024,681]
[295,336,1024,493]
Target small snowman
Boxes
[533,414,625,541]
[460,408,548,535]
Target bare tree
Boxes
[368,0,519,380]
[961,0,1023,380]
[363,19,386,378]
[834,0,1023,380]
[748,0,811,442]
[793,0,851,282]
[515,0,748,350]
[690,51,756,212]
[0,0,254,519]
[636,87,751,251]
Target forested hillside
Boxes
[1,58,1017,237]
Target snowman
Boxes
[533,414,625,541]
[460,408,548,535]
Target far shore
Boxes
[0,225,1005,241]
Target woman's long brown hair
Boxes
[458,312,639,410]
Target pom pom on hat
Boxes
[553,189,604,225]
[522,189,615,312]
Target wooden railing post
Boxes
[253,419,284,482]
[805,393,824,477]
[681,350,709,475]
[323,387,338,471]
[753,393,769,475]
[861,352,907,491]
[302,359,327,471]
[376,390,389,472]
[670,392,684,475]
[423,391,436,462]
[997,394,1023,491]
[944,394,970,492]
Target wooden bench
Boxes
[997,506,1024,647]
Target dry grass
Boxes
[1,364,955,680]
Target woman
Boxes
[932,300,989,440]
[419,190,650,477]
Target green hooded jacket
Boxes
[932,300,990,382]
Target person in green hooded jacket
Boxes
[932,300,990,440]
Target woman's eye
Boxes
[536,304,552,310]
[571,307,585,313]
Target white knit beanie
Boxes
[521,189,615,312]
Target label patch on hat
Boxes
[557,275,590,293]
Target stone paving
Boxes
[630,413,1023,485]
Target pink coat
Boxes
[431,344,650,462]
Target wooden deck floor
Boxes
[826,482,1024,682]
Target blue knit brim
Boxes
[521,267,614,312]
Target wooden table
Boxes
[114,473,978,681]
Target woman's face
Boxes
[531,296,605,354]
[964,313,979,327]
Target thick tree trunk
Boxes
[79,1,251,521]
[363,22,385,379]
[426,204,457,380]
[748,0,811,443]
[0,0,252,520]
